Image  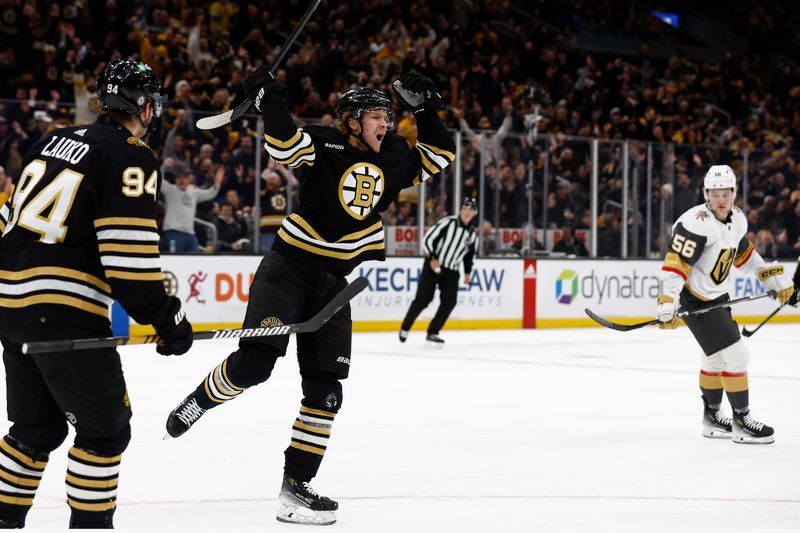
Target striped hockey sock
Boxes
[66,447,120,515]
[285,406,336,480]
[202,359,246,405]
[0,437,47,523]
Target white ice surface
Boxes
[2,325,799,532]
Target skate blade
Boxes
[732,434,775,445]
[162,433,172,441]
[277,502,336,526]
[702,427,732,439]
[425,341,444,349]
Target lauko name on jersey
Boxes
[40,135,91,164]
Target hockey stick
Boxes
[585,291,777,332]
[196,0,322,130]
[21,276,368,354]
[741,302,787,337]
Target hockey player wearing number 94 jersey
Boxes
[164,69,455,525]
[0,60,193,528]
[656,165,794,445]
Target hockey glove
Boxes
[243,67,282,112]
[757,263,794,305]
[392,73,443,116]
[789,286,799,307]
[656,294,679,329]
[154,297,194,356]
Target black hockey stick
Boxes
[196,0,321,130]
[21,276,368,354]
[741,302,787,337]
[585,291,777,332]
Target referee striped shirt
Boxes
[423,215,478,272]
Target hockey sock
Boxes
[66,447,120,522]
[699,370,724,408]
[721,371,749,413]
[200,359,246,408]
[284,406,336,482]
[0,436,48,525]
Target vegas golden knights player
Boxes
[0,60,193,528]
[165,70,455,525]
[657,165,793,445]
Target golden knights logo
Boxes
[338,162,384,220]
[711,248,735,285]
[695,210,710,221]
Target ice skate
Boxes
[276,475,337,526]
[398,329,409,343]
[701,400,732,439]
[164,393,207,439]
[732,411,774,444]
[426,333,444,346]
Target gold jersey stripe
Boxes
[293,420,332,436]
[289,441,326,456]
[417,141,456,161]
[277,145,316,167]
[94,217,158,229]
[98,243,160,254]
[734,241,754,267]
[721,374,748,393]
[0,494,33,506]
[0,468,41,488]
[0,440,48,470]
[264,130,303,149]
[0,267,111,293]
[67,499,116,512]
[278,229,385,260]
[412,170,424,187]
[338,220,383,242]
[0,220,5,233]
[66,473,118,489]
[419,151,442,175]
[104,270,163,281]
[69,447,122,464]
[0,294,107,317]
[289,214,382,244]
[288,214,325,241]
[299,406,337,418]
[662,252,691,278]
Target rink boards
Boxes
[125,256,800,334]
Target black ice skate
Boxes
[426,333,444,345]
[0,518,23,528]
[398,330,409,343]
[732,411,774,444]
[701,399,732,439]
[277,475,338,526]
[164,393,207,439]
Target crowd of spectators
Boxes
[1,0,800,259]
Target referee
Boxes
[399,198,479,344]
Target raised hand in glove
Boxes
[243,67,281,112]
[656,294,679,330]
[154,296,193,356]
[757,263,794,305]
[392,73,443,116]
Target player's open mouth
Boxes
[376,133,384,142]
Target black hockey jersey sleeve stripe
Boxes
[264,130,316,168]
[413,142,456,187]
[733,235,754,268]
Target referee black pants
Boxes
[401,259,460,335]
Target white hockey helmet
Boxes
[703,164,737,199]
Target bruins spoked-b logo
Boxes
[339,162,384,220]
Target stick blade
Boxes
[196,110,234,130]
[584,308,655,332]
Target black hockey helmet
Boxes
[97,59,164,118]
[337,87,394,130]
[461,197,478,211]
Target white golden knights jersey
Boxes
[260,94,456,272]
[0,118,169,335]
[661,203,764,301]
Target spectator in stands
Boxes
[552,223,589,257]
[258,168,289,253]
[481,220,498,256]
[215,203,249,252]
[0,166,11,205]
[160,167,223,252]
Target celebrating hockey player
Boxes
[0,60,193,528]
[164,70,455,524]
[656,164,793,445]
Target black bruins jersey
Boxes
[260,94,456,272]
[0,118,170,335]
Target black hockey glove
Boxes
[392,73,443,116]
[154,297,193,356]
[243,67,282,112]
[789,285,799,307]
